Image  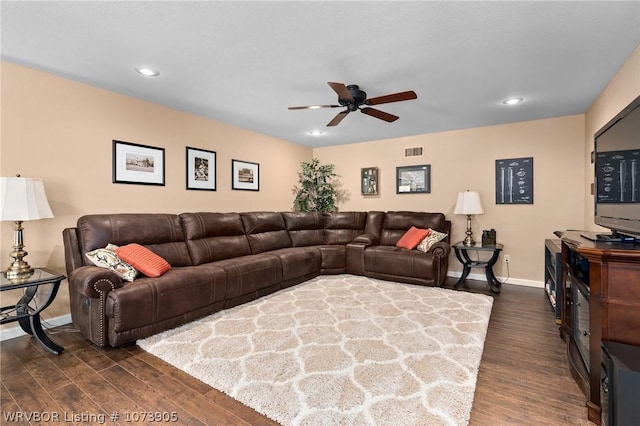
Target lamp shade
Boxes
[0,177,54,221]
[454,191,485,215]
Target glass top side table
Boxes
[1,267,66,355]
[452,242,504,293]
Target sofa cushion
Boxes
[240,212,292,254]
[396,226,431,250]
[417,229,449,252]
[380,212,446,246]
[364,246,436,280]
[85,246,138,282]
[282,212,325,246]
[266,247,322,281]
[324,212,367,244]
[213,254,282,300]
[106,264,227,331]
[77,214,192,267]
[116,243,171,278]
[181,213,252,264]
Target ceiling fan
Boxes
[288,82,417,127]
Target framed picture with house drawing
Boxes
[232,159,259,191]
[112,140,165,186]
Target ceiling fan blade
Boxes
[361,107,399,122]
[327,82,353,102]
[365,90,417,106]
[288,104,341,110]
[327,110,349,127]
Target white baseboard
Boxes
[0,314,72,342]
[447,271,544,289]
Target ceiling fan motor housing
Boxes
[339,84,367,110]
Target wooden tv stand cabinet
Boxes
[559,231,640,425]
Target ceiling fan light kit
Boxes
[289,82,417,127]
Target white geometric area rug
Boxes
[138,275,494,426]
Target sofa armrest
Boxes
[69,266,124,299]
[427,241,451,258]
[351,233,379,246]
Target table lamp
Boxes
[0,175,54,279]
[454,190,485,246]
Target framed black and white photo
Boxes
[361,167,379,195]
[232,159,259,191]
[112,140,165,186]
[495,157,533,204]
[186,147,216,191]
[396,164,431,194]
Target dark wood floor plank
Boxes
[50,350,124,405]
[49,382,108,422]
[118,355,252,426]
[99,364,207,425]
[1,372,66,425]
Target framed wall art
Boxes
[495,157,533,204]
[232,159,259,191]
[361,167,378,195]
[186,147,216,191]
[112,140,165,186]
[396,164,431,194]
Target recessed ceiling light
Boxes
[135,67,160,77]
[502,97,524,105]
[308,130,324,136]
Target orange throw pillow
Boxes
[396,226,431,250]
[116,243,171,278]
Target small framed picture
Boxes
[113,140,165,186]
[396,164,431,194]
[186,147,216,191]
[232,159,259,191]
[361,167,379,195]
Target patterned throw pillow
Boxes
[396,226,431,250]
[85,245,139,282]
[416,229,448,252]
[116,243,171,278]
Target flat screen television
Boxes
[592,94,640,241]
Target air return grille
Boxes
[404,146,423,157]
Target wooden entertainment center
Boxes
[559,231,640,425]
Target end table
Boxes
[452,242,504,293]
[1,268,66,355]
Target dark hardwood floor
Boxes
[1,278,593,425]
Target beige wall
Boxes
[0,62,312,325]
[583,45,640,230]
[314,115,586,284]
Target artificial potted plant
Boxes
[293,158,338,212]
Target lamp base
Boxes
[5,220,34,280]
[463,214,476,246]
[5,261,34,280]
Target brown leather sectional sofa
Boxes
[63,211,451,347]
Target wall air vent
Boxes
[404,146,423,157]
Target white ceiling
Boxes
[2,1,639,148]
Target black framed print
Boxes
[232,159,259,191]
[186,147,216,191]
[495,157,533,204]
[396,164,431,194]
[112,140,165,186]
